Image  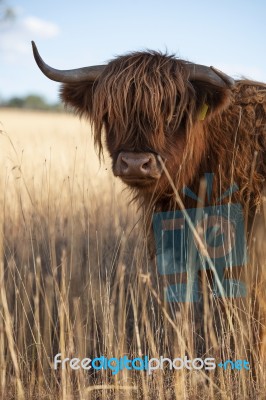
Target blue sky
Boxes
[1,0,266,102]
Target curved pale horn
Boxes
[186,62,235,88]
[31,41,105,83]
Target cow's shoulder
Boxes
[232,80,266,110]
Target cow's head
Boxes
[32,42,234,196]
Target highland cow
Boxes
[32,42,266,359]
[31,42,266,219]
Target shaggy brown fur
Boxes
[60,52,266,225]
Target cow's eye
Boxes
[165,115,186,137]
[178,116,186,130]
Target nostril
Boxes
[141,159,151,170]
[121,157,129,170]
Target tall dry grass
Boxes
[0,108,265,399]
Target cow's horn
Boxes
[186,63,235,88]
[31,41,105,83]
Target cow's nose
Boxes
[121,155,151,175]
[114,152,161,179]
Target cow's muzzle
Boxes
[114,152,162,182]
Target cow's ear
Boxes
[60,82,95,118]
[192,81,232,121]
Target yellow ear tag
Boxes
[199,103,209,121]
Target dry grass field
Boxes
[0,108,265,399]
